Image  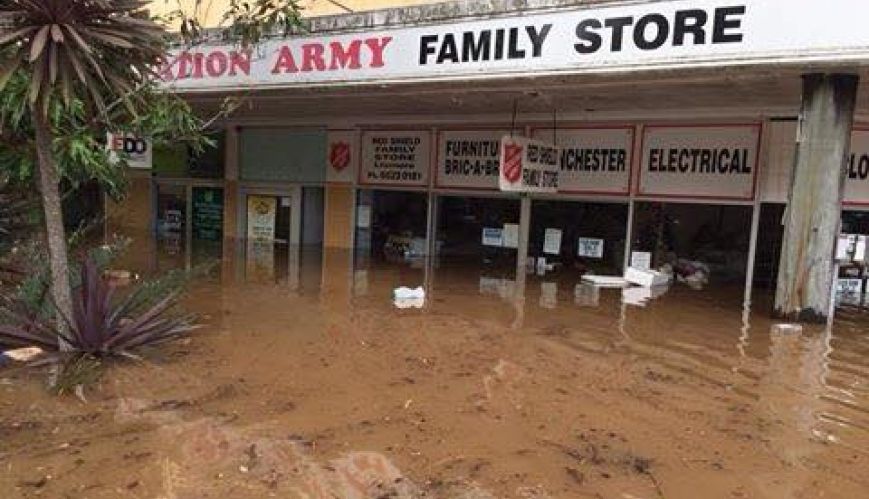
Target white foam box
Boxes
[581,275,629,288]
[624,267,671,288]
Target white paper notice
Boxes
[356,205,371,228]
[836,235,855,261]
[502,223,519,249]
[543,228,562,255]
[577,237,604,259]
[631,251,652,271]
[482,227,504,247]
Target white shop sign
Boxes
[532,127,633,195]
[360,130,430,187]
[437,130,507,190]
[106,132,152,169]
[499,135,560,193]
[846,129,869,205]
[639,124,760,200]
[163,1,869,92]
[326,130,357,184]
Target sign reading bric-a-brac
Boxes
[846,129,869,205]
[161,1,869,92]
[326,130,357,184]
[360,130,430,186]
[106,132,151,169]
[499,135,560,193]
[437,130,508,189]
[533,127,633,195]
[639,125,760,199]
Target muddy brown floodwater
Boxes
[1,243,868,499]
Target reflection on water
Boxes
[158,236,869,457]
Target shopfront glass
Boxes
[632,202,753,290]
[529,200,628,284]
[435,195,519,275]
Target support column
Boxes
[775,74,859,322]
[221,125,240,281]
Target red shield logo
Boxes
[329,142,351,172]
[502,142,523,184]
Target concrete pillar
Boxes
[775,74,859,322]
[221,125,240,281]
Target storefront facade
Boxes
[113,0,869,316]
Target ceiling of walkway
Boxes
[185,67,869,124]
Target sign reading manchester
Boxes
[437,130,509,189]
[361,130,430,187]
[533,127,633,195]
[162,1,869,92]
[499,135,560,193]
[639,125,759,199]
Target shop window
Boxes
[355,190,428,263]
[753,203,786,290]
[155,183,187,267]
[153,132,225,179]
[632,202,752,285]
[530,200,628,280]
[436,195,519,272]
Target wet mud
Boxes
[1,247,868,498]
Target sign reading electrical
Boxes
[162,1,869,91]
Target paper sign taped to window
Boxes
[482,227,504,247]
[502,223,519,249]
[631,251,652,271]
[543,228,562,255]
[356,205,371,228]
[578,237,604,259]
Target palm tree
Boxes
[0,1,166,337]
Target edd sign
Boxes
[106,132,152,169]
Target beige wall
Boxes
[149,0,442,27]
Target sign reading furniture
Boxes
[162,0,869,91]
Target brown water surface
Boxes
[1,242,868,498]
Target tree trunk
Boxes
[31,106,74,345]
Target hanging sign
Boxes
[247,195,277,240]
[106,132,152,169]
[163,1,869,92]
[639,124,760,200]
[437,130,507,190]
[846,129,869,205]
[360,130,430,186]
[326,130,357,184]
[499,135,560,193]
[532,127,633,195]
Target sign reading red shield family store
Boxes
[499,136,559,193]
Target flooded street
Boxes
[1,244,868,498]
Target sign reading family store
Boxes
[161,1,869,92]
[360,130,430,186]
[639,124,760,200]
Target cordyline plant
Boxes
[0,0,304,353]
[0,257,198,360]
